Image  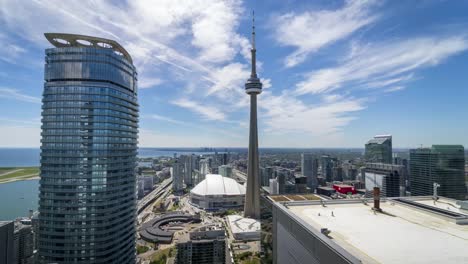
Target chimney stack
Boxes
[373,187,381,212]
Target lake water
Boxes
[0,147,232,220]
[0,179,39,220]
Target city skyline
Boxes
[1,0,468,148]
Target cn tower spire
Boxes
[244,10,262,220]
[251,10,257,78]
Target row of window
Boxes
[44,85,136,100]
[42,115,137,127]
[42,108,137,121]
[45,61,135,92]
[43,94,137,110]
[43,101,138,115]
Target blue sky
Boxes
[0,0,468,148]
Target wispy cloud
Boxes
[295,36,468,95]
[259,92,365,135]
[148,114,187,126]
[273,0,379,67]
[139,77,163,89]
[0,88,41,104]
[171,98,226,121]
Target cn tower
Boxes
[244,11,262,219]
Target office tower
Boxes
[363,163,407,197]
[39,34,138,263]
[0,221,14,264]
[244,13,263,219]
[14,222,35,264]
[183,155,194,187]
[172,161,184,192]
[269,179,279,194]
[276,169,286,194]
[321,155,333,182]
[332,167,344,182]
[301,153,318,191]
[218,165,233,178]
[175,226,226,264]
[261,166,274,187]
[410,145,466,200]
[365,135,392,164]
[200,159,210,176]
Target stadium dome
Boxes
[190,174,245,211]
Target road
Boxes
[137,177,172,215]
[232,169,247,183]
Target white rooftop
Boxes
[287,200,468,264]
[226,215,260,234]
[191,174,245,196]
[413,198,468,216]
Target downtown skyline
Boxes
[1,0,468,148]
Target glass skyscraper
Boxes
[38,33,138,263]
[410,145,466,200]
[365,135,392,164]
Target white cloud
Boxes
[273,0,379,67]
[384,86,405,93]
[0,88,41,104]
[171,98,226,121]
[205,63,248,98]
[295,36,468,95]
[148,114,187,125]
[259,93,365,135]
[139,77,163,89]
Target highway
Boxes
[137,177,172,214]
[232,169,247,183]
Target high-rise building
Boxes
[261,166,274,187]
[365,135,392,164]
[38,33,138,263]
[0,221,14,264]
[301,153,318,191]
[321,155,333,182]
[182,155,194,187]
[276,169,287,194]
[410,145,466,200]
[172,161,184,192]
[218,165,233,178]
[244,13,262,219]
[14,222,35,264]
[200,159,211,176]
[332,167,344,182]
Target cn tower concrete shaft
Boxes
[244,93,260,219]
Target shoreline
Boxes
[0,175,40,185]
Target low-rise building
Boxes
[175,225,227,264]
[226,215,260,241]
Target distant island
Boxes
[0,167,39,184]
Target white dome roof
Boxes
[191,174,245,196]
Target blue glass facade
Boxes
[38,46,138,263]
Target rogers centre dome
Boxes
[190,174,246,211]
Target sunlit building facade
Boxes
[38,34,138,263]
